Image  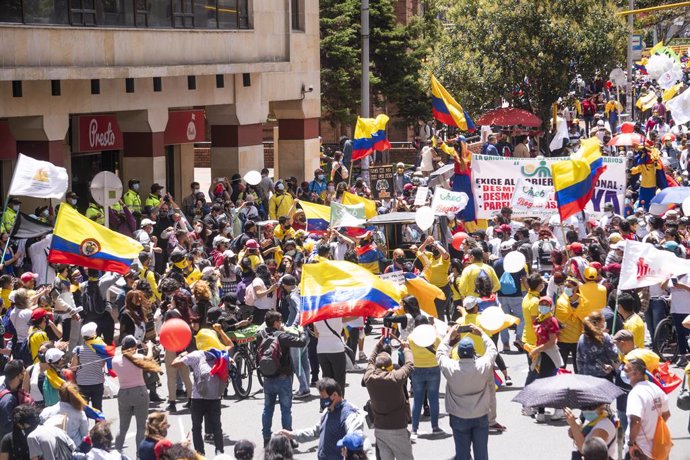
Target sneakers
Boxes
[165,402,176,413]
[535,413,548,423]
[489,423,507,432]
[431,427,446,435]
[410,431,418,442]
[551,409,564,421]
[675,355,689,368]
[290,439,299,449]
[149,392,164,403]
[522,406,536,417]
[309,381,318,388]
[294,391,310,399]
[358,351,367,361]
[183,400,191,409]
[504,376,513,387]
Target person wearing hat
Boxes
[599,202,622,230]
[362,335,414,460]
[28,308,59,364]
[488,224,514,258]
[437,322,497,460]
[393,162,411,196]
[458,247,501,300]
[123,179,142,215]
[145,183,164,208]
[565,241,589,282]
[210,234,231,268]
[268,180,294,221]
[1,197,21,233]
[70,322,108,411]
[338,432,367,460]
[631,144,665,211]
[578,266,607,313]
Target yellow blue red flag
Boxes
[298,200,331,235]
[342,192,377,219]
[48,204,143,274]
[299,260,402,325]
[353,115,392,161]
[551,138,605,222]
[431,75,476,132]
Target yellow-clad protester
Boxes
[417,235,451,320]
[138,252,161,301]
[123,179,142,214]
[618,291,645,349]
[555,278,585,373]
[457,247,500,299]
[578,266,607,314]
[521,273,545,349]
[268,181,294,220]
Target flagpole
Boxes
[610,289,621,335]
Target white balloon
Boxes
[415,206,435,231]
[503,251,526,274]
[478,307,505,333]
[683,196,690,216]
[409,324,438,348]
[243,170,261,185]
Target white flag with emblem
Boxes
[8,154,69,199]
[619,240,690,290]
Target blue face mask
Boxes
[320,396,332,410]
[538,305,551,315]
[582,410,599,422]
[564,287,574,297]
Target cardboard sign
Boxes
[430,188,469,215]
[414,186,429,207]
[370,165,394,199]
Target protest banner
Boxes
[369,165,394,199]
[379,271,405,286]
[414,186,429,206]
[430,187,469,215]
[509,179,555,216]
[471,155,626,219]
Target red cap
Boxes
[498,224,512,234]
[245,239,259,249]
[403,183,414,191]
[30,308,50,323]
[538,296,553,306]
[589,261,603,272]
[20,272,38,283]
[568,242,584,254]
[603,263,621,274]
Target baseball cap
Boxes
[140,218,156,227]
[20,272,38,283]
[457,338,475,359]
[396,162,405,169]
[603,202,614,211]
[121,335,138,350]
[538,296,553,306]
[45,348,65,364]
[222,249,236,258]
[584,266,599,281]
[245,239,259,249]
[30,308,49,323]
[608,232,622,243]
[613,329,634,342]
[568,242,584,254]
[337,433,364,452]
[603,263,621,274]
[81,322,98,338]
[463,296,478,309]
[213,235,230,247]
[499,241,514,252]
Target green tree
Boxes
[430,0,626,134]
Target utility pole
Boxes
[361,0,370,118]
[625,0,634,116]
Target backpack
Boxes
[143,268,161,286]
[244,281,256,306]
[230,234,244,254]
[499,269,518,295]
[83,282,107,315]
[537,240,554,267]
[2,306,15,338]
[257,332,283,377]
[0,387,34,407]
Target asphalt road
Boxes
[103,325,690,459]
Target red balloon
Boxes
[159,318,192,352]
[452,232,469,250]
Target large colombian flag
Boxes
[352,114,392,161]
[551,137,606,222]
[298,200,331,235]
[299,260,402,325]
[48,204,143,274]
[431,75,476,132]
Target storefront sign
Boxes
[164,110,206,144]
[471,155,626,219]
[509,179,555,216]
[369,165,394,199]
[430,187,469,215]
[77,115,123,152]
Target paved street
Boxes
[105,325,690,459]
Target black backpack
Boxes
[257,332,283,377]
[84,282,107,315]
[537,240,554,267]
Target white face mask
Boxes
[69,199,77,206]
[538,305,551,315]
[564,287,574,297]
[12,205,19,212]
[132,183,140,191]
[41,210,49,217]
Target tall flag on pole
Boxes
[8,153,69,199]
[48,204,144,274]
[298,201,331,235]
[431,75,476,132]
[352,114,392,161]
[299,260,402,325]
[10,212,52,240]
[551,137,606,222]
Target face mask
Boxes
[328,186,335,192]
[320,396,332,410]
[395,256,404,264]
[276,183,285,191]
[620,370,631,385]
[69,199,77,206]
[538,305,551,315]
[193,187,200,193]
[41,210,49,217]
[564,287,574,297]
[12,205,19,212]
[431,249,440,258]
[581,410,599,422]
[318,174,325,181]
[132,184,140,191]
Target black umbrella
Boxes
[512,373,624,409]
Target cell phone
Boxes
[458,325,472,333]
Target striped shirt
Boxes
[74,344,105,386]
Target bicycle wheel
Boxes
[653,317,679,363]
[249,342,264,387]
[231,350,253,399]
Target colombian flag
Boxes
[299,260,402,325]
[48,204,143,275]
[342,192,377,219]
[352,115,392,161]
[552,138,605,222]
[431,75,475,132]
[298,201,331,235]
[85,337,117,377]
[402,272,445,318]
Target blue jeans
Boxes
[261,375,293,440]
[672,313,690,355]
[645,298,666,340]
[411,367,441,432]
[449,414,489,460]
[290,346,310,394]
[499,296,523,344]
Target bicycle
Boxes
[652,299,679,363]
[227,325,264,398]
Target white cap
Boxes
[45,348,65,364]
[140,218,156,228]
[463,296,479,309]
[202,266,216,277]
[81,322,99,338]
[222,249,236,258]
[213,235,230,247]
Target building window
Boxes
[291,0,303,31]
[172,0,194,27]
[134,0,149,26]
[206,0,250,29]
[70,0,97,25]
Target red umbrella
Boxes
[608,121,644,147]
[475,107,542,128]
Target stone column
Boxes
[8,115,69,165]
[276,118,320,181]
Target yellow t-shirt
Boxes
[409,336,441,368]
[521,291,541,346]
[450,276,462,301]
[29,329,49,363]
[458,263,501,298]
[624,313,645,349]
[421,251,450,288]
[0,288,11,314]
[555,294,584,344]
[457,313,486,356]
[578,281,607,312]
[273,226,296,242]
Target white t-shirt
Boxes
[419,146,435,172]
[584,417,617,459]
[10,307,32,341]
[626,380,669,457]
[669,275,690,314]
[314,318,345,354]
[252,277,277,311]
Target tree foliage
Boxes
[320,0,435,126]
[616,0,690,43]
[429,0,627,129]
